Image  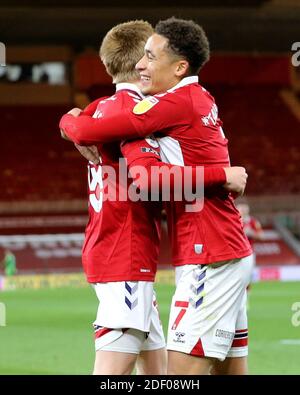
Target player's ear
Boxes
[175,60,189,77]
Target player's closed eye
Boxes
[145,50,155,61]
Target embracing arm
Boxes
[59,110,141,145]
[120,139,247,195]
[59,94,192,145]
[130,157,227,192]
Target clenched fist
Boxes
[223,167,248,196]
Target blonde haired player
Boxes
[64,20,167,375]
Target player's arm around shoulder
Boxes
[129,90,193,137]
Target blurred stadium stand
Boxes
[201,54,300,196]
[0,105,87,202]
[0,1,300,275]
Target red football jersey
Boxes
[60,76,252,266]
[81,84,162,283]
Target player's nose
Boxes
[136,54,147,71]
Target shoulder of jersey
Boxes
[201,86,214,100]
[116,90,142,109]
[93,94,119,115]
[125,91,142,102]
[98,94,119,106]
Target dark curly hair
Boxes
[155,17,210,75]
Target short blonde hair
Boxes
[100,20,153,84]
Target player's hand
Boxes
[223,167,248,196]
[75,144,100,165]
[60,128,70,141]
[60,108,82,141]
[67,107,82,117]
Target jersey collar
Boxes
[115,83,144,98]
[167,76,199,93]
[115,77,198,97]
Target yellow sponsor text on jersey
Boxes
[133,96,159,115]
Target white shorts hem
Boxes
[141,342,166,352]
[227,349,248,358]
[166,345,226,362]
[96,345,140,354]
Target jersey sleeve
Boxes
[121,138,226,193]
[59,110,139,145]
[59,92,192,145]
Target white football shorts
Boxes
[167,255,253,361]
[93,281,165,353]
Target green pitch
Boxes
[0,280,299,374]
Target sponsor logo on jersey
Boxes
[141,147,160,156]
[133,96,159,115]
